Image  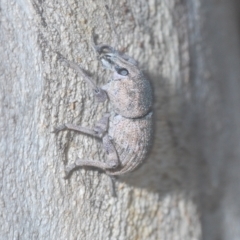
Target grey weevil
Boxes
[53,44,153,177]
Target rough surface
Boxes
[107,112,152,175]
[0,0,202,239]
[187,1,240,240]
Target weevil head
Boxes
[93,44,152,118]
[95,45,141,79]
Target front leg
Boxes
[57,53,108,103]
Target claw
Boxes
[64,163,77,179]
[64,169,71,179]
[63,170,71,179]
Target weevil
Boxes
[53,44,153,177]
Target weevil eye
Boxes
[116,67,129,76]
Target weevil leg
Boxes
[108,175,117,197]
[64,134,119,178]
[58,55,108,103]
[64,159,110,178]
[93,113,110,135]
[102,134,119,168]
[52,113,110,138]
[64,159,118,197]
[64,135,119,178]
[52,124,101,138]
[53,113,120,177]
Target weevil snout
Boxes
[100,54,130,77]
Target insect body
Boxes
[53,44,153,177]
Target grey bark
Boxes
[188,1,240,240]
[1,0,239,239]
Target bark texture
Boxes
[5,0,240,239]
[187,1,240,240]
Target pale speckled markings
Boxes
[106,112,152,175]
[102,74,152,118]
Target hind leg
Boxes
[64,134,119,178]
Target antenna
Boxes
[105,4,120,49]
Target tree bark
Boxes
[3,0,239,239]
[187,1,240,240]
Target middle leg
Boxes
[52,113,110,138]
